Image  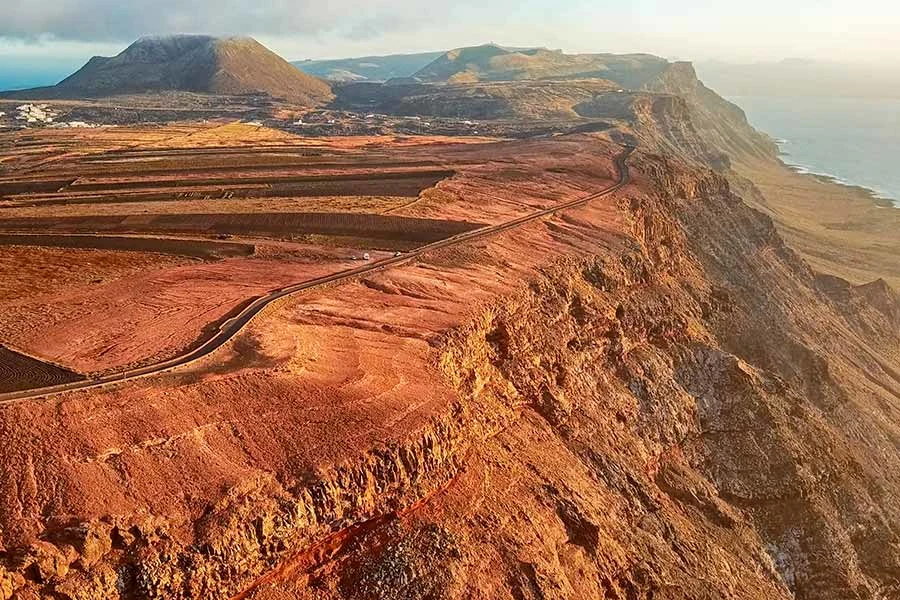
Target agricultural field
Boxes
[0,121,609,392]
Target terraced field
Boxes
[0,122,618,383]
[0,170,453,202]
[0,122,495,376]
[0,233,255,259]
[0,213,480,242]
[0,345,83,393]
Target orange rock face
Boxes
[0,124,898,600]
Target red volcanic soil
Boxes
[0,244,194,304]
[0,125,617,380]
[0,248,394,374]
[0,79,898,600]
[0,126,625,523]
[0,234,254,259]
[0,139,626,544]
[0,130,626,521]
[1,120,898,600]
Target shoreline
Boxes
[787,163,898,209]
[773,145,899,209]
[730,93,900,210]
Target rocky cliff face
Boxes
[576,92,729,168]
[2,136,897,599]
[643,62,778,162]
[288,153,899,600]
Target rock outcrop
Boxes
[643,62,777,161]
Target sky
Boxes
[1,0,899,87]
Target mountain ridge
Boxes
[412,44,671,87]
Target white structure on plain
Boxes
[15,104,58,125]
[51,121,101,128]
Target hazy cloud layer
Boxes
[2,0,898,64]
[2,0,457,42]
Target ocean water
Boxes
[730,96,900,207]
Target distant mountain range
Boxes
[291,45,548,83]
[5,42,897,101]
[1,38,772,164]
[294,44,671,89]
[293,51,444,82]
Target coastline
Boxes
[771,141,898,209]
[792,166,897,209]
[730,94,900,211]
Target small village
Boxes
[0,103,100,129]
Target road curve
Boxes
[0,148,633,404]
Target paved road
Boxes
[0,148,632,404]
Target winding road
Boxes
[0,148,632,404]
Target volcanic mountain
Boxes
[5,35,333,105]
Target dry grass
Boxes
[736,158,900,289]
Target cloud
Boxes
[3,0,895,64]
[0,0,462,42]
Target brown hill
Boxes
[413,44,670,88]
[4,35,333,105]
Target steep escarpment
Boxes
[576,92,729,167]
[396,46,777,164]
[643,62,777,161]
[1,140,898,599]
[311,155,900,600]
[334,57,775,171]
[637,155,900,596]
[241,152,900,599]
